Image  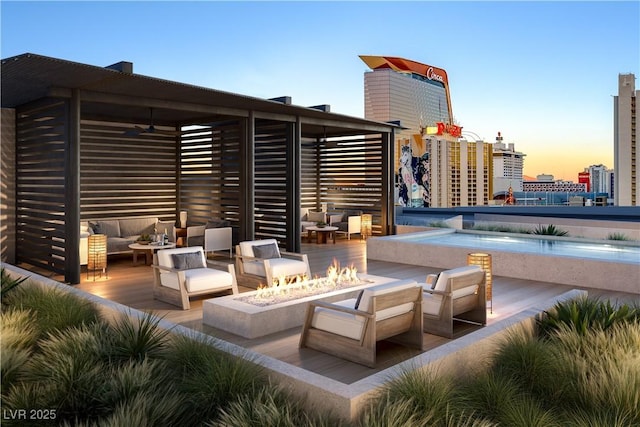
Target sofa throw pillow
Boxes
[252,243,280,259]
[171,252,205,270]
[88,221,102,234]
[307,211,326,223]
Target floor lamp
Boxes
[88,234,107,281]
[467,252,492,313]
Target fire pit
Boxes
[239,260,370,307]
[203,261,398,339]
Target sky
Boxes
[2,1,638,181]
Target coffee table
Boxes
[128,242,176,265]
[305,226,338,244]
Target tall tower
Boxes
[361,55,491,207]
[614,73,638,206]
[492,132,525,195]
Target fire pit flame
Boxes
[248,259,366,305]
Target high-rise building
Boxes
[614,73,638,206]
[585,164,609,194]
[361,55,489,207]
[426,136,493,207]
[492,132,525,196]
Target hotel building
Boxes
[492,132,525,195]
[361,55,491,207]
[523,175,587,193]
[614,73,638,206]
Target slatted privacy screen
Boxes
[253,120,290,242]
[178,122,241,231]
[80,119,177,220]
[319,135,384,234]
[15,99,68,274]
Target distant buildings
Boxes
[523,174,587,193]
[492,132,525,195]
[614,73,638,206]
[361,55,491,207]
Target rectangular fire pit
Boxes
[202,274,398,339]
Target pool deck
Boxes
[367,229,640,294]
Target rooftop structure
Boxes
[614,73,638,206]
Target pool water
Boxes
[397,230,640,264]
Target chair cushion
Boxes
[239,239,279,258]
[160,267,233,292]
[171,252,205,270]
[96,220,120,237]
[357,279,419,313]
[307,211,326,223]
[157,246,206,269]
[311,297,416,340]
[432,265,483,292]
[268,258,309,279]
[253,243,280,259]
[328,214,343,225]
[119,217,157,238]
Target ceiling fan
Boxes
[124,107,181,136]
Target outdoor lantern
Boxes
[361,214,372,240]
[467,252,493,313]
[88,234,107,281]
[179,210,188,228]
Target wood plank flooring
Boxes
[70,238,639,384]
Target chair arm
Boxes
[423,288,451,297]
[206,259,233,270]
[347,215,361,232]
[280,251,307,261]
[151,264,182,273]
[309,300,374,318]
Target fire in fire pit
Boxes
[239,259,370,306]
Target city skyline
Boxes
[2,1,638,181]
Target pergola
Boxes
[1,53,399,284]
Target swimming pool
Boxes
[396,229,640,264]
[367,229,640,294]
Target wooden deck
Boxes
[73,238,639,384]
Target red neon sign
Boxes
[436,122,462,138]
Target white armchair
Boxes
[204,227,233,258]
[422,265,487,338]
[235,239,311,286]
[152,246,238,310]
[299,279,423,367]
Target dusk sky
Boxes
[2,1,638,181]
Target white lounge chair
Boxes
[422,265,487,338]
[235,239,311,286]
[152,246,238,310]
[299,279,423,367]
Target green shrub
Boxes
[532,224,568,236]
[606,232,629,241]
[3,282,101,337]
[537,296,640,338]
[213,385,344,427]
[102,312,171,363]
[1,268,29,303]
[455,371,522,422]
[164,333,268,425]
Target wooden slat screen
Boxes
[319,135,384,235]
[15,99,68,274]
[1,108,16,264]
[80,119,178,221]
[178,122,241,235]
[253,120,289,242]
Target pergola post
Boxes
[65,90,81,284]
[382,130,395,235]
[286,117,302,252]
[240,112,255,241]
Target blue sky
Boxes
[2,1,639,180]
